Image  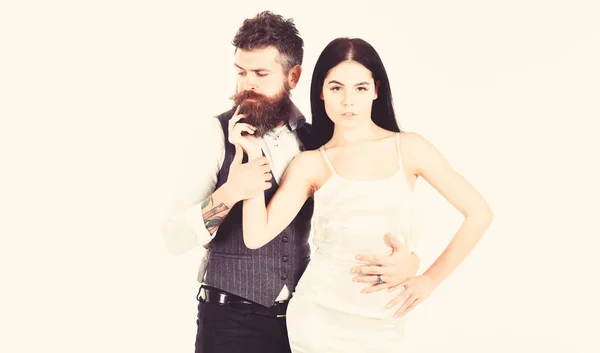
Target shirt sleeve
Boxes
[162,117,225,255]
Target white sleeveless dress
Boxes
[286,133,419,353]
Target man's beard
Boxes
[231,85,291,137]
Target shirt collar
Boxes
[286,102,306,131]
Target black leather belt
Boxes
[200,286,288,318]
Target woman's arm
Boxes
[242,152,316,249]
[409,132,494,286]
[387,132,494,318]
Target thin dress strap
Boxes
[319,146,337,175]
[395,132,404,172]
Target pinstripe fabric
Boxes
[201,108,317,307]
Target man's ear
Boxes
[287,65,302,89]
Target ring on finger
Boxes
[376,274,383,285]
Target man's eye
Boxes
[256,72,267,77]
[237,72,246,76]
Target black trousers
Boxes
[194,290,292,353]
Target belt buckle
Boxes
[275,300,287,318]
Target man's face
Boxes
[232,46,295,136]
[235,46,287,97]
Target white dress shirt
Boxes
[163,105,306,300]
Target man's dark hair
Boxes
[232,11,304,73]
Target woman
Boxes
[230,37,493,352]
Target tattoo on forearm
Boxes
[201,196,229,233]
[204,217,223,230]
[204,203,229,218]
[201,196,212,209]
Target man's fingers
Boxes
[355,254,384,264]
[234,123,255,136]
[352,274,397,294]
[360,281,393,294]
[229,107,244,124]
[228,118,251,146]
[260,164,272,173]
[236,122,256,131]
[252,156,270,167]
[351,265,389,275]
[352,274,391,284]
[232,105,241,118]
[228,106,241,127]
[237,123,256,131]
[228,114,245,133]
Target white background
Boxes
[1,1,599,352]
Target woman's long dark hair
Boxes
[310,38,400,147]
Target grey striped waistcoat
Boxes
[202,109,318,307]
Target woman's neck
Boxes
[328,120,382,147]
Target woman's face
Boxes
[321,60,379,128]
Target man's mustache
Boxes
[231,90,268,103]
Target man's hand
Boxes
[351,233,419,293]
[228,106,262,159]
[224,144,272,201]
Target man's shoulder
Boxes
[295,120,319,150]
[214,108,236,123]
[204,108,236,137]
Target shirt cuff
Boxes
[185,202,217,246]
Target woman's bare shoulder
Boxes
[289,150,324,170]
[283,149,329,186]
[399,131,436,152]
[399,131,450,175]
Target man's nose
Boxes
[242,75,258,90]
